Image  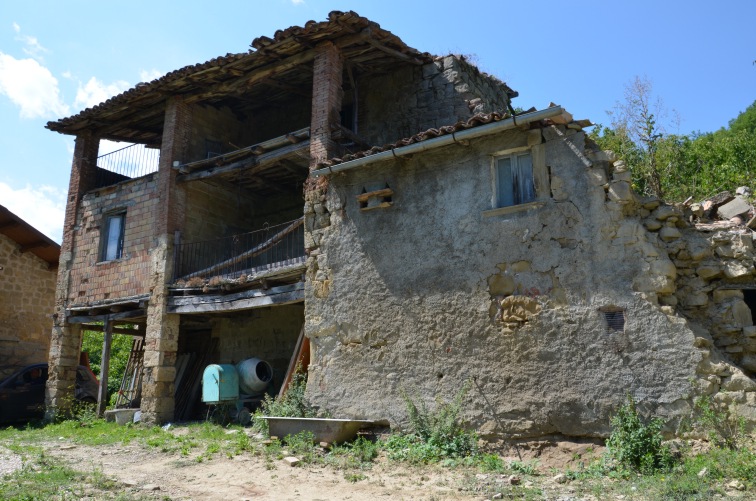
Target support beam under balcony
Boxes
[167,282,304,314]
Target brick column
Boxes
[140,96,190,425]
[309,41,343,169]
[46,131,99,419]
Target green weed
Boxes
[606,395,675,474]
[252,368,316,435]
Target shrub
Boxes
[691,395,747,450]
[606,395,675,474]
[385,381,477,463]
[252,367,316,434]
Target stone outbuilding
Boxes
[0,205,60,378]
[44,11,755,437]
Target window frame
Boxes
[483,144,549,217]
[99,210,126,262]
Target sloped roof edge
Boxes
[0,205,61,268]
[45,10,442,136]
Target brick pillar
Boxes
[46,131,99,420]
[140,96,190,425]
[309,41,343,169]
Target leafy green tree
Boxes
[81,329,135,402]
[593,77,756,203]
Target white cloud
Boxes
[12,23,48,61]
[139,68,164,82]
[0,182,66,243]
[0,52,69,118]
[291,0,305,4]
[73,76,130,110]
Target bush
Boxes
[253,368,316,434]
[606,395,675,474]
[691,395,747,450]
[384,382,477,463]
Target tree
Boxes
[605,76,679,198]
[81,329,135,404]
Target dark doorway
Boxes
[743,290,756,324]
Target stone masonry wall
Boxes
[66,174,158,306]
[0,233,56,374]
[303,121,755,439]
[358,55,512,146]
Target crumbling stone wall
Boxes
[0,233,56,375]
[303,121,755,439]
[358,55,512,146]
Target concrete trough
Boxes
[104,408,139,425]
[260,417,375,444]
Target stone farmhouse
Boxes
[46,11,755,437]
[0,205,60,378]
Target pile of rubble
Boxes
[687,186,756,230]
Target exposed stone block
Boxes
[697,264,722,279]
[721,372,756,392]
[659,227,682,241]
[713,289,744,303]
[607,181,633,203]
[723,261,753,279]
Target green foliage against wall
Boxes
[80,330,134,401]
[591,78,756,203]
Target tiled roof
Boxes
[45,11,440,142]
[316,108,590,169]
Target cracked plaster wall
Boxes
[303,123,756,439]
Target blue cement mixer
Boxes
[201,358,273,424]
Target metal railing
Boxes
[95,143,160,188]
[174,218,306,281]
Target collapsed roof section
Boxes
[46,11,517,147]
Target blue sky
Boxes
[1,0,754,242]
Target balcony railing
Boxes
[95,143,160,189]
[174,218,306,282]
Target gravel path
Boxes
[0,446,23,477]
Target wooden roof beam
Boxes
[19,240,51,252]
[185,49,317,104]
[177,141,310,183]
[263,77,311,98]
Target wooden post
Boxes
[97,318,113,417]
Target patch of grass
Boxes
[0,451,123,501]
[509,459,539,476]
[326,436,379,470]
[284,430,317,464]
[477,453,505,472]
[344,472,367,482]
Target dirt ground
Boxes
[29,432,604,501]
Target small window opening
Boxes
[340,103,355,132]
[600,307,626,333]
[496,152,535,207]
[357,183,393,211]
[205,139,224,159]
[100,212,125,262]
